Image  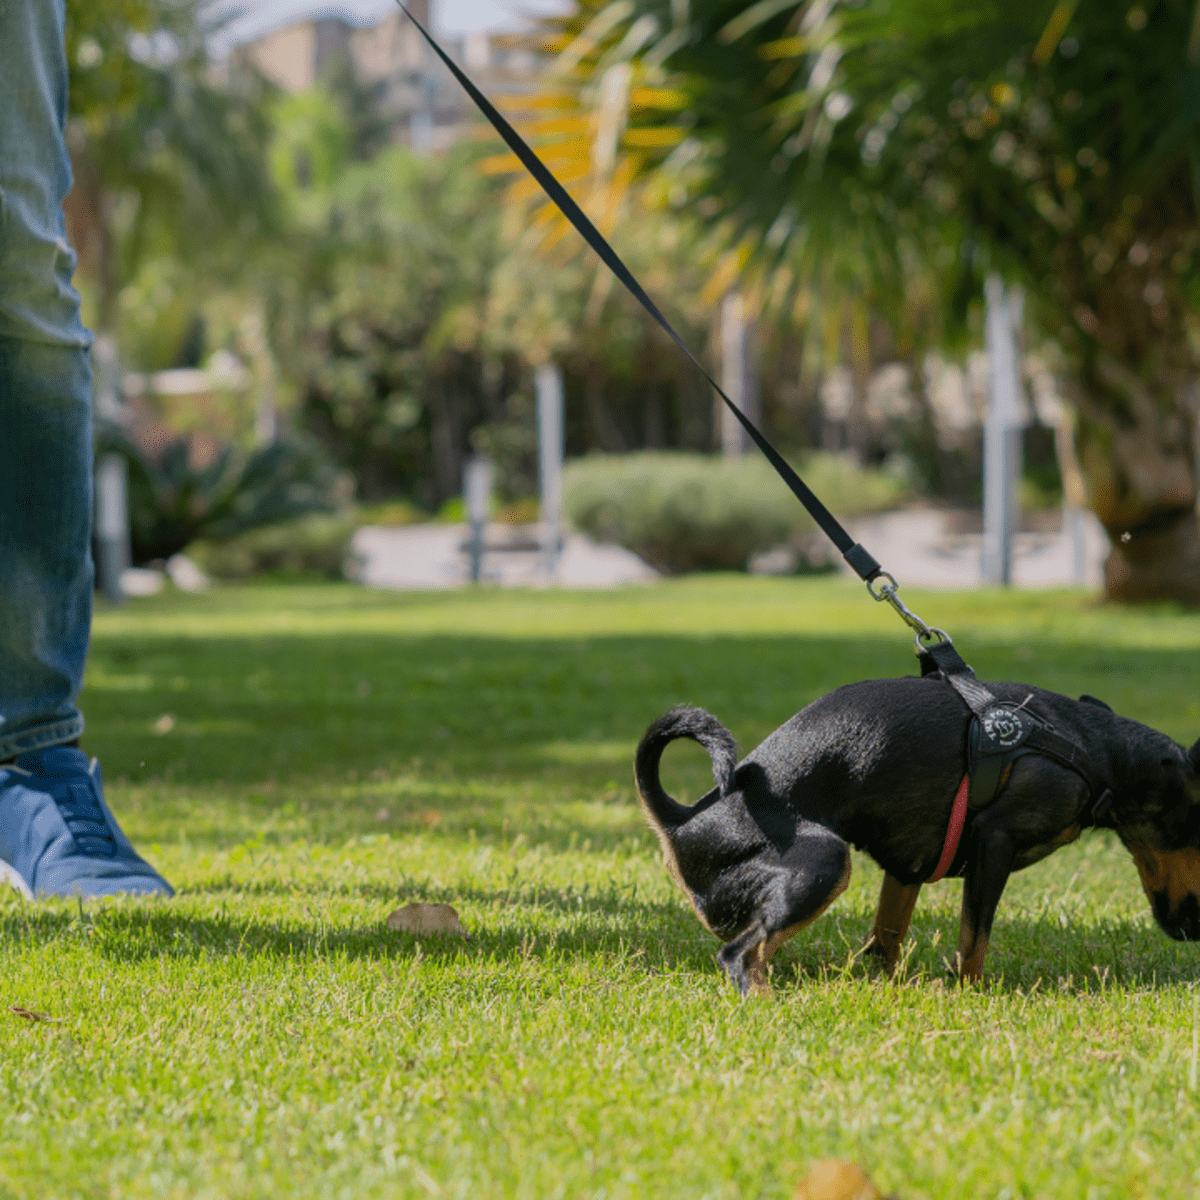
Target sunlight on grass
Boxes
[2,577,1199,1198]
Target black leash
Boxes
[396,7,1119,839]
[395,3,948,647]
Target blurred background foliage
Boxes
[61,0,1200,594]
[521,0,1200,598]
[63,0,276,333]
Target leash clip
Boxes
[866,572,950,651]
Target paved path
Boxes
[841,508,1110,589]
[350,510,1111,592]
[351,524,659,590]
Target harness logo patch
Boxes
[980,706,1030,749]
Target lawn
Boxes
[3,576,1200,1199]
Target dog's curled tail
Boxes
[634,705,738,829]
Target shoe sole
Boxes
[0,859,34,901]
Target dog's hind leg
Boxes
[717,920,773,997]
[716,833,851,996]
[864,873,922,975]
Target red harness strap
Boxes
[928,773,970,883]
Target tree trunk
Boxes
[583,369,625,452]
[428,381,464,506]
[1074,355,1200,604]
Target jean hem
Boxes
[0,715,85,760]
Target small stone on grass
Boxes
[387,902,467,937]
[795,1160,890,1200]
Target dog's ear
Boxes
[1190,737,1200,776]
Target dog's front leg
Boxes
[865,873,922,975]
[955,828,1017,983]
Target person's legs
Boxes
[0,0,171,896]
[0,0,92,759]
[0,339,93,758]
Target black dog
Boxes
[635,674,1200,994]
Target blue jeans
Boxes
[0,0,95,758]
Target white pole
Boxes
[537,363,564,578]
[718,291,758,456]
[239,308,278,446]
[1052,416,1089,585]
[463,454,493,583]
[92,334,130,602]
[254,355,278,446]
[982,276,1025,585]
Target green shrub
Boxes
[355,499,427,526]
[563,452,909,574]
[93,428,343,565]
[189,512,361,580]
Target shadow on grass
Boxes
[0,883,718,979]
[84,631,1200,789]
[84,629,1200,853]
[773,907,1200,992]
[85,631,920,788]
[4,884,1197,993]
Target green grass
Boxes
[4,576,1200,1199]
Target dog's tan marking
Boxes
[1015,822,1084,871]
[635,775,716,932]
[1128,845,1200,915]
[1049,823,1083,850]
[741,856,853,996]
[864,873,922,975]
[953,920,989,982]
[958,933,989,982]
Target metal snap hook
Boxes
[866,572,947,643]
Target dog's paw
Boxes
[861,940,899,977]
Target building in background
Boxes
[230,1,544,151]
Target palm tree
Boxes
[512,0,1200,602]
[63,0,275,334]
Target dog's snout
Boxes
[1133,848,1200,941]
[1153,889,1200,941]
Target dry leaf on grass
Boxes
[386,902,467,937]
[10,1006,61,1025]
[795,1159,891,1200]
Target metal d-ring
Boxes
[866,571,951,651]
[914,626,951,653]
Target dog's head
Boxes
[1117,736,1200,941]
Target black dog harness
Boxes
[916,640,1113,881]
